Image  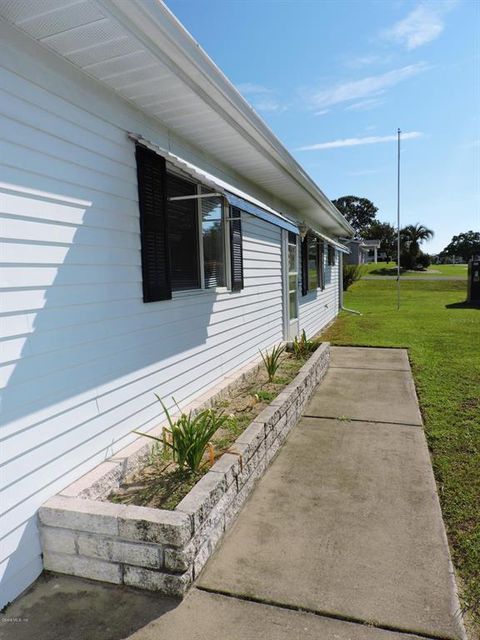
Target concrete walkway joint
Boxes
[1,346,466,640]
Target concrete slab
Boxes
[330,346,410,371]
[0,573,178,640]
[125,588,427,640]
[0,575,427,640]
[304,368,423,425]
[198,418,464,640]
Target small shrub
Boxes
[343,264,365,290]
[400,251,415,270]
[260,343,285,382]
[292,329,317,359]
[134,398,234,472]
[415,253,431,269]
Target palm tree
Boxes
[401,224,434,259]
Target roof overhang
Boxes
[130,133,299,234]
[0,0,354,238]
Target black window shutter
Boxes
[230,207,244,292]
[301,236,308,296]
[135,145,171,302]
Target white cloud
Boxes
[382,1,458,50]
[314,109,330,116]
[306,63,428,109]
[236,82,271,95]
[344,98,386,112]
[345,54,387,69]
[297,131,423,151]
[254,99,287,113]
[236,82,286,113]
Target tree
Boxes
[440,231,480,262]
[331,196,378,235]
[362,221,397,261]
[400,223,434,261]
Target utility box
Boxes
[467,259,480,303]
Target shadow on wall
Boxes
[1,178,216,604]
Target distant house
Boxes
[345,239,381,264]
[0,0,353,606]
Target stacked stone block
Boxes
[38,343,330,595]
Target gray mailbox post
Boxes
[467,259,480,303]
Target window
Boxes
[302,233,325,294]
[308,235,319,291]
[135,146,242,302]
[167,173,200,291]
[201,188,225,288]
[288,232,298,320]
[318,241,325,289]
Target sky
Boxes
[165,0,479,254]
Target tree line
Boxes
[332,195,480,266]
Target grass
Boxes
[363,261,468,277]
[321,278,480,629]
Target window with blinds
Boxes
[167,174,200,291]
[135,145,242,299]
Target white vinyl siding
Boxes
[0,21,341,607]
[299,247,340,338]
[0,26,285,607]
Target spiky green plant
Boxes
[292,329,317,359]
[260,344,285,382]
[134,398,234,472]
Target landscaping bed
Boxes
[38,342,331,597]
[107,353,307,511]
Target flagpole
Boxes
[397,128,401,311]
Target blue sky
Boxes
[166,0,479,253]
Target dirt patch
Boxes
[459,397,480,413]
[108,351,311,511]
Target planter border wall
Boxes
[38,343,330,595]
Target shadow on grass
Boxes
[445,301,480,310]
[368,267,401,276]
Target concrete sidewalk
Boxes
[1,347,466,640]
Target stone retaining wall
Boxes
[38,343,330,595]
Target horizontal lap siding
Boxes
[0,34,283,606]
[299,249,340,337]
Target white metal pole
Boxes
[397,128,401,311]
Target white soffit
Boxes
[0,0,353,237]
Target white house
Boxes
[345,238,381,264]
[0,0,353,607]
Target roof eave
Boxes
[102,0,354,238]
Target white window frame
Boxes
[168,169,230,297]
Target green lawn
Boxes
[322,279,480,628]
[363,261,468,277]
